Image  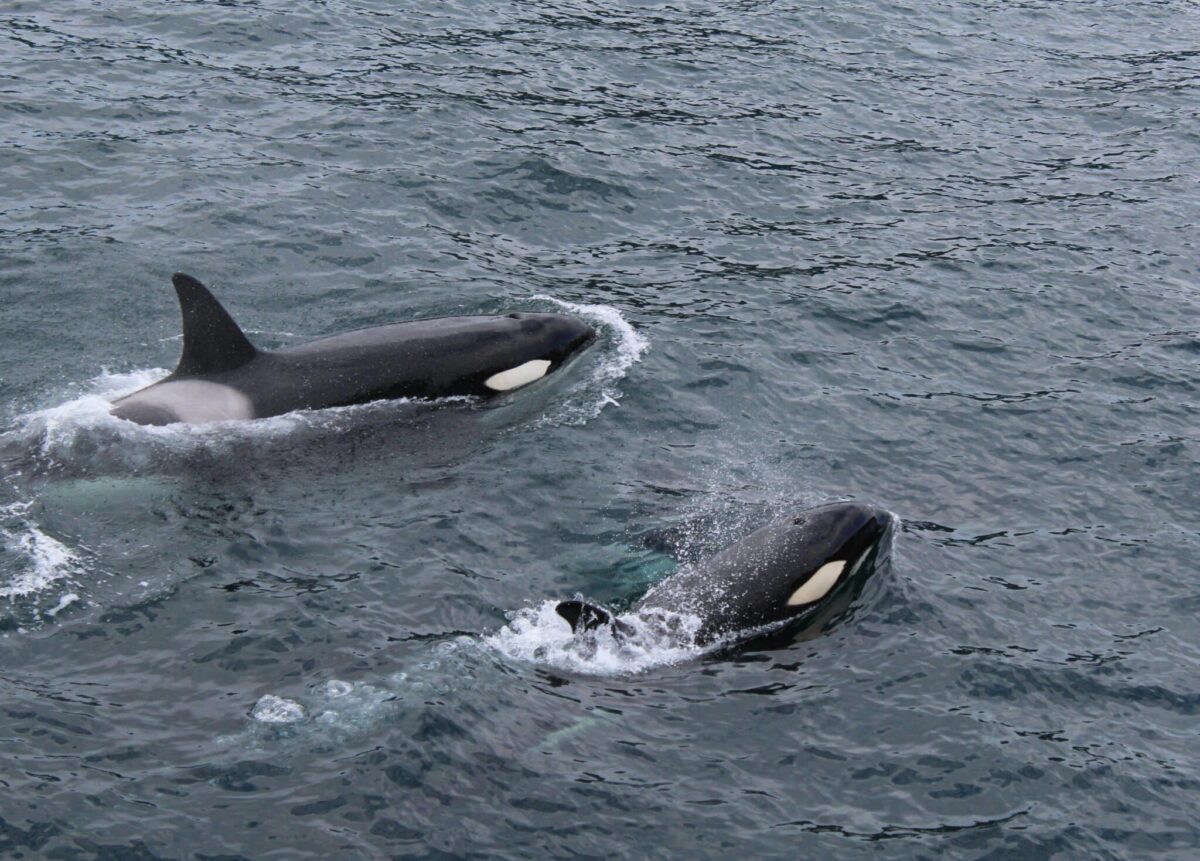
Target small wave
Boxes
[534,296,649,424]
[484,600,707,676]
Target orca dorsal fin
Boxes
[555,600,613,633]
[170,272,258,378]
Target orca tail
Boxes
[170,272,258,378]
[555,600,614,633]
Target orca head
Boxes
[773,501,892,618]
[482,313,596,393]
[507,313,596,366]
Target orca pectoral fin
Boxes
[555,600,614,633]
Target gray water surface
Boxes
[2,1,1198,858]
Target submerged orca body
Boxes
[557,502,893,647]
[110,273,596,426]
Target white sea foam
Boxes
[484,600,707,676]
[319,679,354,699]
[535,296,649,424]
[45,592,81,617]
[0,502,84,603]
[251,694,306,724]
[16,368,164,454]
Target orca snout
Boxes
[521,312,597,360]
[846,502,893,543]
[842,504,893,567]
[859,504,893,538]
[792,501,893,560]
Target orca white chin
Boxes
[108,273,597,425]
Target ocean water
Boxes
[2,0,1198,858]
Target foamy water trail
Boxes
[228,679,405,747]
[250,679,400,728]
[238,649,472,744]
[484,600,708,676]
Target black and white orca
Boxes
[557,502,893,646]
[110,273,596,426]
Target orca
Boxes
[110,273,596,425]
[556,502,893,647]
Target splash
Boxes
[484,599,709,676]
[533,296,649,424]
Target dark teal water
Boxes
[2,1,1199,858]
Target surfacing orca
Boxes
[556,501,893,647]
[110,273,596,426]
